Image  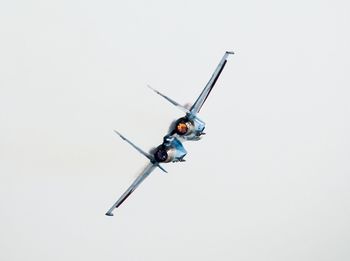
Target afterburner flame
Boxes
[176,122,188,134]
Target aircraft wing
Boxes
[190,51,234,115]
[105,163,157,216]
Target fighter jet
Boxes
[105,51,234,216]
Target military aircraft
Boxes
[105,51,234,216]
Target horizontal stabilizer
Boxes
[114,130,167,173]
[147,85,190,113]
[114,130,153,161]
[156,163,167,173]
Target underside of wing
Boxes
[105,163,157,216]
[190,51,234,115]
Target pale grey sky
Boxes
[1,0,350,260]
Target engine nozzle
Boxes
[153,145,177,163]
[154,147,168,162]
[174,118,194,136]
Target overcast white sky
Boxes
[1,0,350,260]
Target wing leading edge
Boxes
[105,163,157,216]
[190,51,234,115]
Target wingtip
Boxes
[147,84,159,94]
[113,130,121,136]
[226,51,235,55]
[105,212,114,216]
[114,130,127,141]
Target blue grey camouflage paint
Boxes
[105,51,234,216]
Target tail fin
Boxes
[147,85,190,114]
[114,130,167,173]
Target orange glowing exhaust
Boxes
[176,122,188,135]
